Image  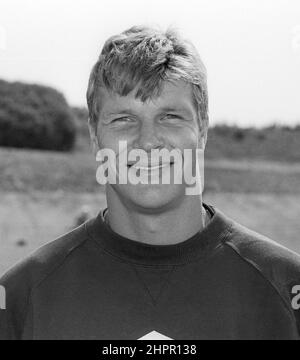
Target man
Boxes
[1,25,300,340]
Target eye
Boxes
[162,114,182,122]
[165,113,178,118]
[111,117,133,124]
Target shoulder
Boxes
[220,213,300,331]
[0,219,93,339]
[0,219,92,289]
[223,219,300,285]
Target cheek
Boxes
[98,126,138,150]
[97,127,120,150]
[98,124,199,152]
[172,127,199,151]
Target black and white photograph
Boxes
[0,0,300,342]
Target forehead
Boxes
[98,80,196,116]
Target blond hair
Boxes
[86,25,209,133]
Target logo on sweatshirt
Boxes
[138,330,173,340]
[0,285,6,310]
[291,285,300,310]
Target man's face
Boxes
[90,79,204,211]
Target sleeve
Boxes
[0,260,32,340]
[225,225,300,339]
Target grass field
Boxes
[1,147,300,193]
[1,147,300,276]
[1,191,300,276]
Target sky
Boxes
[0,0,299,127]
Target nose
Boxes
[134,120,164,152]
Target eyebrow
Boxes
[159,106,190,114]
[102,109,134,117]
[102,104,193,118]
[158,106,196,120]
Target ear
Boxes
[87,117,100,157]
[198,129,207,150]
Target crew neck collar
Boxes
[85,203,233,266]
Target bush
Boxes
[232,128,245,141]
[72,106,89,137]
[0,80,76,151]
[213,124,233,137]
[256,131,266,141]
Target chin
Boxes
[112,183,185,212]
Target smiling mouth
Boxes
[129,163,173,170]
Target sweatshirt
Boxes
[1,203,300,340]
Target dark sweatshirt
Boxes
[1,203,300,340]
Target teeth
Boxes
[132,163,169,170]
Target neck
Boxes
[105,186,206,245]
